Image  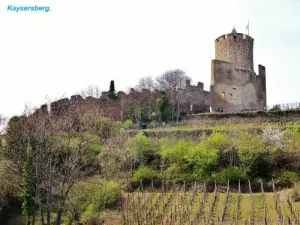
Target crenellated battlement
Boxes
[186,79,204,91]
[215,33,253,42]
[32,80,211,120]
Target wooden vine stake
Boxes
[272,178,283,221]
[260,178,267,225]
[221,179,230,223]
[248,180,254,225]
[235,179,241,225]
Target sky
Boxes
[0,0,300,117]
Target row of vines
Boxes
[120,180,300,225]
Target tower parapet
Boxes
[215,28,254,71]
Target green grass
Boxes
[213,192,225,221]
[281,199,291,218]
[144,121,300,132]
[189,192,202,220]
[203,193,214,219]
[226,192,237,221]
[265,193,279,219]
[294,201,300,211]
[253,193,264,219]
[237,193,251,220]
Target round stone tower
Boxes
[215,27,254,71]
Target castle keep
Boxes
[210,27,267,112]
[33,28,267,119]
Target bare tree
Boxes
[136,76,155,91]
[156,69,190,121]
[3,103,103,225]
[0,160,21,210]
[0,115,7,135]
[79,85,101,98]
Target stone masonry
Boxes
[210,27,266,112]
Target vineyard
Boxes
[118,180,300,225]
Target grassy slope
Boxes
[144,121,300,132]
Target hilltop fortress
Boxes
[33,28,267,120]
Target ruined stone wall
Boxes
[32,80,212,121]
[179,80,211,113]
[210,60,266,112]
[215,33,254,71]
[32,88,158,121]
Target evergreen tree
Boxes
[139,107,148,129]
[127,106,135,123]
[109,80,116,94]
[108,80,119,100]
[21,140,36,225]
[156,91,171,122]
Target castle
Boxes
[210,27,266,112]
[33,27,267,120]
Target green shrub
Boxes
[90,181,121,211]
[121,120,133,129]
[248,152,272,179]
[212,167,245,184]
[234,132,265,168]
[88,143,103,153]
[206,132,233,151]
[92,117,114,140]
[269,104,281,112]
[172,174,195,183]
[281,171,299,180]
[133,166,159,182]
[217,148,241,168]
[126,133,159,167]
[80,203,94,222]
[291,183,300,201]
[187,140,218,177]
[274,170,299,187]
[66,178,121,223]
[163,164,184,180]
[160,139,190,165]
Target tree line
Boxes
[79,69,191,126]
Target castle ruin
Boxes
[33,27,267,120]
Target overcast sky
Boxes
[0,0,300,117]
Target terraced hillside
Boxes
[126,120,300,139]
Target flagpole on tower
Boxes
[246,21,249,35]
[248,21,249,35]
